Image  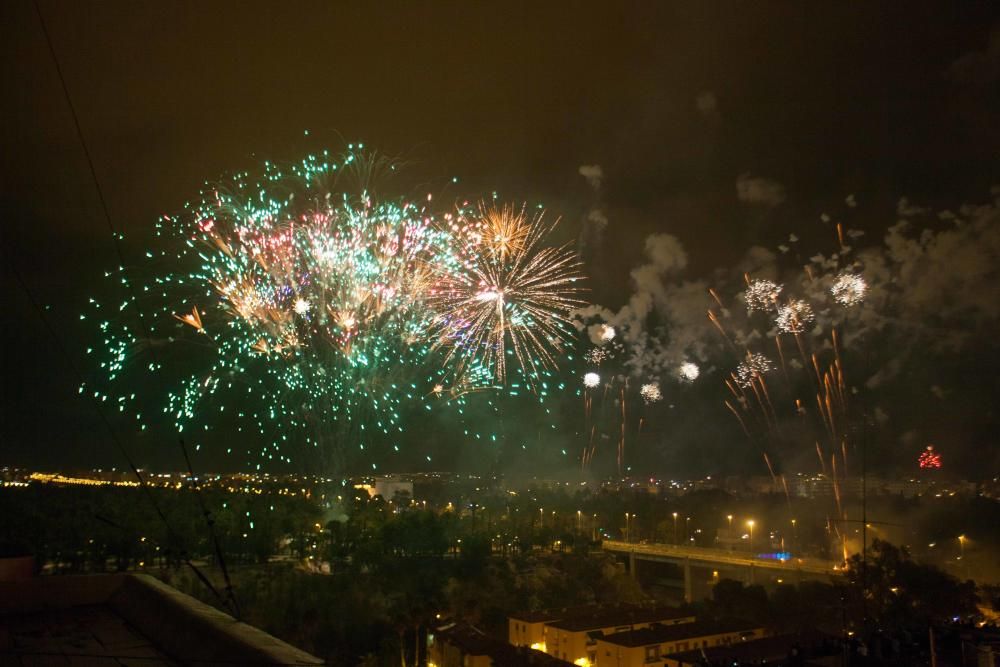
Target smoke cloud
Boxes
[736,173,786,207]
[695,91,718,116]
[575,188,1000,476]
[578,164,609,256]
[578,164,604,191]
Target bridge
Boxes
[602,540,842,602]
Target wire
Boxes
[30,0,239,617]
[0,650,322,666]
[3,256,230,612]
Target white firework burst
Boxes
[583,372,601,388]
[735,352,774,388]
[743,279,783,313]
[775,299,815,333]
[585,347,609,365]
[678,362,700,382]
[640,382,662,404]
[599,324,616,342]
[293,298,311,315]
[830,272,867,307]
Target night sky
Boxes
[2,1,998,476]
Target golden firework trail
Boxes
[429,203,585,387]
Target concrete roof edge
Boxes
[0,573,325,666]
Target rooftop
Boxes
[546,606,695,632]
[598,619,762,648]
[0,573,324,666]
[435,622,572,666]
[665,631,838,665]
[508,604,608,624]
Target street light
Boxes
[672,512,679,544]
[747,520,755,552]
[791,519,797,552]
[958,535,968,580]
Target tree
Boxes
[844,539,979,632]
[710,579,769,621]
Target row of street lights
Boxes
[532,507,808,554]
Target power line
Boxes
[0,649,322,666]
[4,257,230,612]
[30,0,238,617]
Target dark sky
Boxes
[2,1,998,474]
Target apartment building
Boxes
[432,621,573,667]
[592,619,767,667]
[542,607,696,666]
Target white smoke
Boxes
[578,164,608,255]
[695,91,718,116]
[736,173,786,207]
[578,164,604,191]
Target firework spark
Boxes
[678,361,700,382]
[918,445,942,469]
[640,382,662,404]
[775,299,815,333]
[736,352,774,388]
[428,203,585,385]
[830,272,867,307]
[87,149,584,469]
[583,372,601,388]
[743,279,783,313]
[585,347,610,365]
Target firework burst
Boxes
[743,279,783,313]
[86,149,585,469]
[918,445,942,469]
[830,272,867,307]
[678,361,700,382]
[428,203,585,385]
[735,352,774,387]
[640,382,662,404]
[583,372,601,388]
[775,299,815,333]
[585,347,610,365]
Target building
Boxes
[663,631,838,666]
[432,621,573,667]
[592,619,767,667]
[542,607,696,666]
[509,605,607,651]
[354,474,414,500]
[0,572,323,666]
[509,608,564,650]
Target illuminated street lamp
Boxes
[672,512,679,543]
[958,534,968,580]
[727,514,733,534]
[747,520,755,552]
